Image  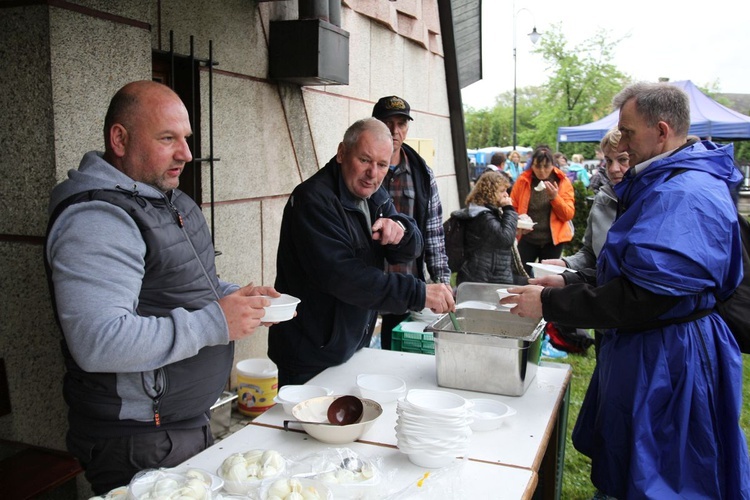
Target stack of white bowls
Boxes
[395,389,473,468]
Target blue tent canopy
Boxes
[557,80,750,143]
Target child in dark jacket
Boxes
[451,171,518,285]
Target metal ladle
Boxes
[283,395,364,430]
[327,395,364,425]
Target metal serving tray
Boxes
[426,283,545,396]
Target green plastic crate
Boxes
[391,324,435,355]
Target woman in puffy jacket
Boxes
[452,171,518,285]
[511,147,575,276]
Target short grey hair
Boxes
[612,82,690,136]
[342,117,392,150]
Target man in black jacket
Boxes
[269,118,455,385]
[372,96,452,350]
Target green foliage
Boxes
[464,26,750,167]
[560,349,598,499]
[464,88,545,149]
[735,142,750,165]
[464,25,630,153]
[565,181,593,256]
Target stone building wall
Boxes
[0,1,458,494]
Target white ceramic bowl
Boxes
[291,396,383,444]
[356,374,406,404]
[260,294,301,322]
[469,399,516,432]
[274,385,333,415]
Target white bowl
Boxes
[397,321,429,333]
[291,396,383,444]
[527,262,568,278]
[469,399,516,432]
[404,389,468,415]
[274,385,333,415]
[454,300,497,311]
[406,452,456,469]
[260,294,301,322]
[409,308,442,322]
[356,374,406,404]
[496,288,517,309]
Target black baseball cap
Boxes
[372,96,413,121]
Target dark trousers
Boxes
[379,312,409,350]
[278,368,323,388]
[67,424,212,495]
[517,239,565,276]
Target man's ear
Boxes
[656,121,670,142]
[109,124,128,158]
[336,142,345,163]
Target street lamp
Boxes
[512,6,541,150]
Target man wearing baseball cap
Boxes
[372,96,452,350]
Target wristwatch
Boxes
[393,219,407,232]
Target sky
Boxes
[460,0,750,110]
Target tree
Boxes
[464,25,630,156]
[527,24,630,154]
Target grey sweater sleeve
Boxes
[46,201,230,373]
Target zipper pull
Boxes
[169,201,184,227]
[153,399,162,427]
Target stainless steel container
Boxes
[210,391,238,440]
[426,282,545,396]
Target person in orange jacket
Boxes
[510,146,575,277]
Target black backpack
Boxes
[718,212,750,353]
[443,214,466,271]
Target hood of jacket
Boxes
[615,141,741,205]
[49,151,170,215]
[451,204,493,221]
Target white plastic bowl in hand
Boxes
[356,374,406,404]
[496,288,518,309]
[527,262,567,279]
[468,398,517,431]
[260,294,300,322]
[517,213,536,230]
[274,385,333,415]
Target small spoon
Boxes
[327,395,364,425]
[340,457,365,473]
